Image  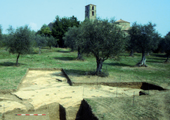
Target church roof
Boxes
[116,19,130,23]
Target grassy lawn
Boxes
[0,47,170,90]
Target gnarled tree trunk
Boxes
[129,49,134,56]
[71,46,74,52]
[16,53,20,66]
[137,52,147,67]
[96,58,103,74]
[76,47,83,60]
[165,54,169,63]
[39,46,41,54]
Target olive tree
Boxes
[63,26,83,60]
[78,18,126,75]
[52,16,80,47]
[34,34,47,54]
[128,22,161,67]
[46,35,58,49]
[0,25,3,47]
[161,32,170,62]
[6,25,33,66]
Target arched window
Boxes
[92,6,94,10]
[92,11,94,16]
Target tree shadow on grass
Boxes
[104,62,133,67]
[147,58,165,63]
[0,62,25,66]
[153,54,166,58]
[56,50,71,53]
[147,57,165,60]
[64,69,87,76]
[147,60,164,63]
[64,69,109,77]
[54,57,75,61]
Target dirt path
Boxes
[0,70,143,120]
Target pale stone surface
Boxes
[0,70,142,120]
[0,101,27,113]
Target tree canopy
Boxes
[0,25,2,40]
[65,18,126,76]
[34,34,47,54]
[161,32,170,62]
[0,25,2,47]
[64,26,79,51]
[63,26,83,59]
[128,22,161,66]
[52,15,80,47]
[36,24,52,37]
[46,35,58,49]
[6,25,33,66]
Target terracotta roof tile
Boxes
[116,19,130,23]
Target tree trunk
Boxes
[39,46,41,54]
[137,52,147,67]
[76,47,83,60]
[71,47,74,52]
[16,53,20,66]
[165,54,169,63]
[96,58,103,74]
[129,49,134,56]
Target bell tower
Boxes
[85,4,96,20]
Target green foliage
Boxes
[63,26,80,51]
[36,24,52,37]
[36,24,58,49]
[128,22,161,66]
[0,25,2,40]
[164,32,170,54]
[34,34,47,48]
[0,25,6,47]
[46,35,58,48]
[80,18,126,56]
[160,31,170,62]
[66,18,127,75]
[52,15,80,47]
[6,25,32,54]
[0,25,2,47]
[6,25,33,65]
[128,22,161,53]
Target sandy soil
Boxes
[0,70,144,120]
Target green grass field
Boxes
[0,47,170,90]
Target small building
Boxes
[115,19,130,33]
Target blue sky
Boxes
[0,0,170,36]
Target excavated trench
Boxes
[0,68,167,120]
[74,82,167,120]
[76,99,98,120]
[74,81,167,120]
[72,82,166,91]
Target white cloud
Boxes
[29,22,38,31]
